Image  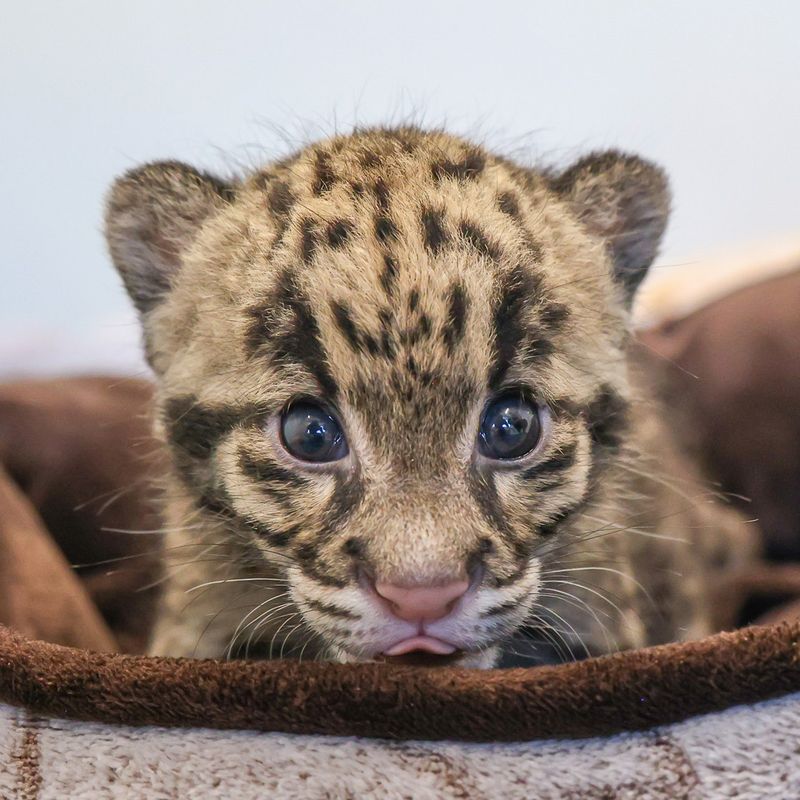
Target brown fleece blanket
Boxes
[0,270,799,754]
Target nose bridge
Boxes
[365,480,476,585]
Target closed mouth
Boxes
[383,634,457,657]
[379,650,466,667]
[378,634,467,665]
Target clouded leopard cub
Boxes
[105,128,755,667]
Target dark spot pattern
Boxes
[359,150,380,169]
[540,302,570,330]
[431,150,485,182]
[342,537,364,558]
[375,215,398,243]
[267,181,295,219]
[519,334,555,365]
[460,220,501,261]
[295,541,346,588]
[299,218,318,264]
[418,313,432,336]
[497,191,520,218]
[312,151,335,195]
[327,219,353,249]
[380,255,398,294]
[586,386,629,451]
[374,179,390,212]
[331,301,362,352]
[421,207,448,253]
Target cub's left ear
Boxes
[550,151,670,301]
[105,161,236,315]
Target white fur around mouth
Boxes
[382,635,457,656]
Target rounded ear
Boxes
[105,161,235,314]
[550,151,670,302]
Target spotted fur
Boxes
[105,127,756,665]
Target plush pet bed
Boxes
[1,259,799,798]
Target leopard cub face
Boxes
[106,128,669,666]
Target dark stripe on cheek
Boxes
[295,541,347,588]
[239,451,307,488]
[421,207,448,253]
[164,397,258,461]
[520,442,578,480]
[537,494,589,537]
[303,597,359,620]
[197,488,301,548]
[586,386,629,451]
[481,599,521,618]
[469,469,514,540]
[322,472,364,536]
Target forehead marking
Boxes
[267,180,295,219]
[299,218,318,264]
[374,178,390,211]
[246,270,339,396]
[442,283,468,353]
[420,207,448,253]
[312,150,335,195]
[330,300,363,353]
[327,219,353,249]
[459,219,501,262]
[497,190,520,218]
[431,149,485,182]
[380,254,398,295]
[375,214,399,243]
[489,264,540,388]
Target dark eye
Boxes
[478,392,541,460]
[280,401,348,463]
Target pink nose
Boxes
[374,580,470,622]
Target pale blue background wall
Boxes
[1,1,798,373]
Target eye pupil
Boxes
[280,401,348,463]
[479,392,541,460]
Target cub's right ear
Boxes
[104,161,235,314]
